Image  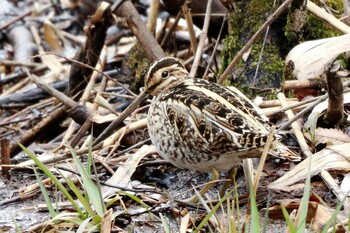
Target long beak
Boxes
[92,89,150,146]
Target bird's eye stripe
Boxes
[147,58,185,79]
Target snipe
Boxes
[144,57,299,202]
[145,57,299,202]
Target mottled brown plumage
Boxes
[145,57,299,172]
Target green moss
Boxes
[326,0,343,12]
[285,0,342,42]
[220,0,344,99]
[220,0,283,98]
[305,15,341,39]
[125,43,151,92]
[284,0,307,44]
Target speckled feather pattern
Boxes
[146,57,299,172]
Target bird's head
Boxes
[144,57,189,96]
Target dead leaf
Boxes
[314,128,350,145]
[340,172,350,195]
[180,213,190,233]
[311,92,350,115]
[286,33,350,80]
[269,143,350,190]
[44,20,64,52]
[267,200,347,232]
[91,113,117,124]
[303,92,350,145]
[101,145,157,198]
[101,209,113,233]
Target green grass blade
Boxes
[59,173,96,220]
[87,139,93,175]
[68,146,105,218]
[18,143,84,217]
[249,181,260,233]
[12,216,22,233]
[105,194,123,208]
[52,214,90,226]
[159,213,170,233]
[195,188,235,232]
[281,203,297,233]
[81,139,93,201]
[322,192,349,232]
[76,217,93,233]
[33,167,57,220]
[262,190,272,233]
[296,158,312,233]
[118,191,150,209]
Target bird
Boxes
[144,57,299,201]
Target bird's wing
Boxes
[160,78,271,153]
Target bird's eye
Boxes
[161,71,169,78]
